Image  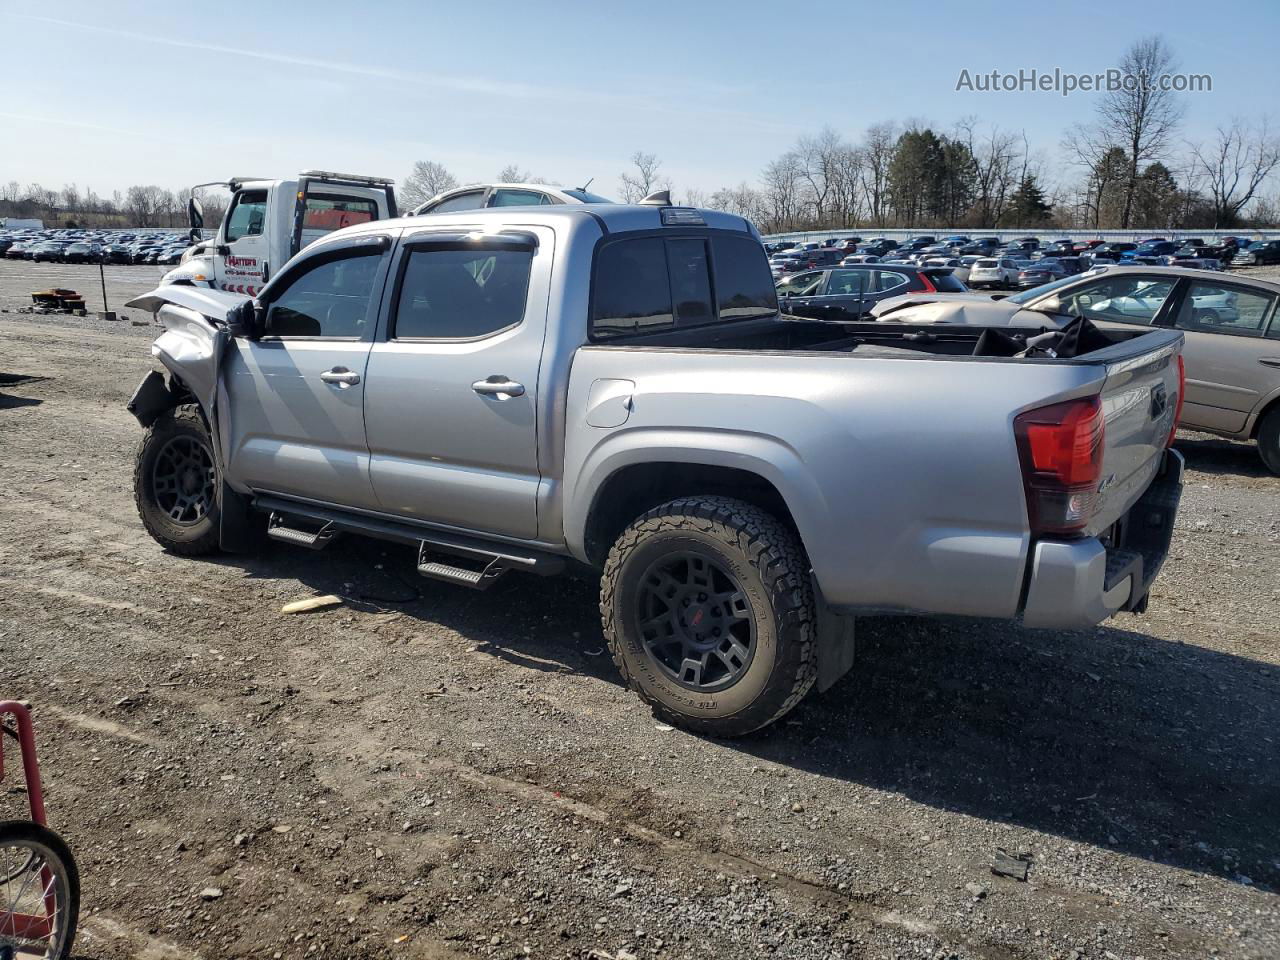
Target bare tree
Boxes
[124,185,167,227]
[680,187,711,208]
[619,151,668,203]
[193,185,231,229]
[1189,119,1280,227]
[957,118,1022,227]
[497,165,530,183]
[760,153,803,231]
[1094,36,1185,228]
[400,160,459,209]
[794,128,847,225]
[855,122,897,226]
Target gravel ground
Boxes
[1,261,1278,960]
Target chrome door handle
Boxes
[472,377,525,398]
[320,367,361,387]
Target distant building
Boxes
[0,218,44,230]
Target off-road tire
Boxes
[133,404,221,555]
[1257,406,1280,475]
[600,496,817,737]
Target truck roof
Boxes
[330,204,758,244]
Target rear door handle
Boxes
[320,367,361,387]
[472,377,525,399]
[1260,358,1280,369]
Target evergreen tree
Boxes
[1003,176,1053,226]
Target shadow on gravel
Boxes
[0,372,46,409]
[201,540,1278,890]
[754,615,1280,890]
[1174,435,1271,479]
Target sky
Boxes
[2,0,1277,200]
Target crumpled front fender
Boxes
[125,286,246,468]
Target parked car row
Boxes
[765,233,1279,285]
[0,228,193,265]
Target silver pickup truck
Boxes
[126,202,1185,736]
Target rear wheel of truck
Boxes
[1258,406,1280,475]
[134,403,221,555]
[600,496,817,737]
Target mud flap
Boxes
[126,370,173,428]
[218,483,261,553]
[813,578,856,693]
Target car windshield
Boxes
[561,189,613,204]
[1247,241,1267,250]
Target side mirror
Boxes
[1037,294,1063,314]
[226,299,264,339]
[187,196,204,231]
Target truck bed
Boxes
[563,315,1183,623]
[592,315,1161,364]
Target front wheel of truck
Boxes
[600,496,817,737]
[134,403,222,555]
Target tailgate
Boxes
[1088,331,1183,534]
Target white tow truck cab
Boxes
[164,170,396,295]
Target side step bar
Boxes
[253,495,566,584]
[266,513,337,550]
[417,544,508,590]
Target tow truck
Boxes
[163,171,396,295]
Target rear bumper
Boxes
[1021,449,1184,629]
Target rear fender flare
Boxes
[564,427,835,580]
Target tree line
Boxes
[0,181,229,229]
[403,37,1279,234]
[7,38,1276,235]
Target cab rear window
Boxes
[302,195,378,231]
[591,233,778,339]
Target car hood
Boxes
[125,284,249,323]
[871,293,1070,328]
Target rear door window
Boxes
[489,189,553,207]
[825,270,867,295]
[393,246,532,340]
[1059,275,1176,325]
[425,191,486,213]
[1174,281,1275,338]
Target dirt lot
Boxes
[1,260,1278,960]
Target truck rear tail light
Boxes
[1167,353,1185,448]
[1014,396,1105,536]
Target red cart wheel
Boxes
[0,821,79,960]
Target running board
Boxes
[252,494,565,577]
[417,544,508,590]
[267,513,336,550]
